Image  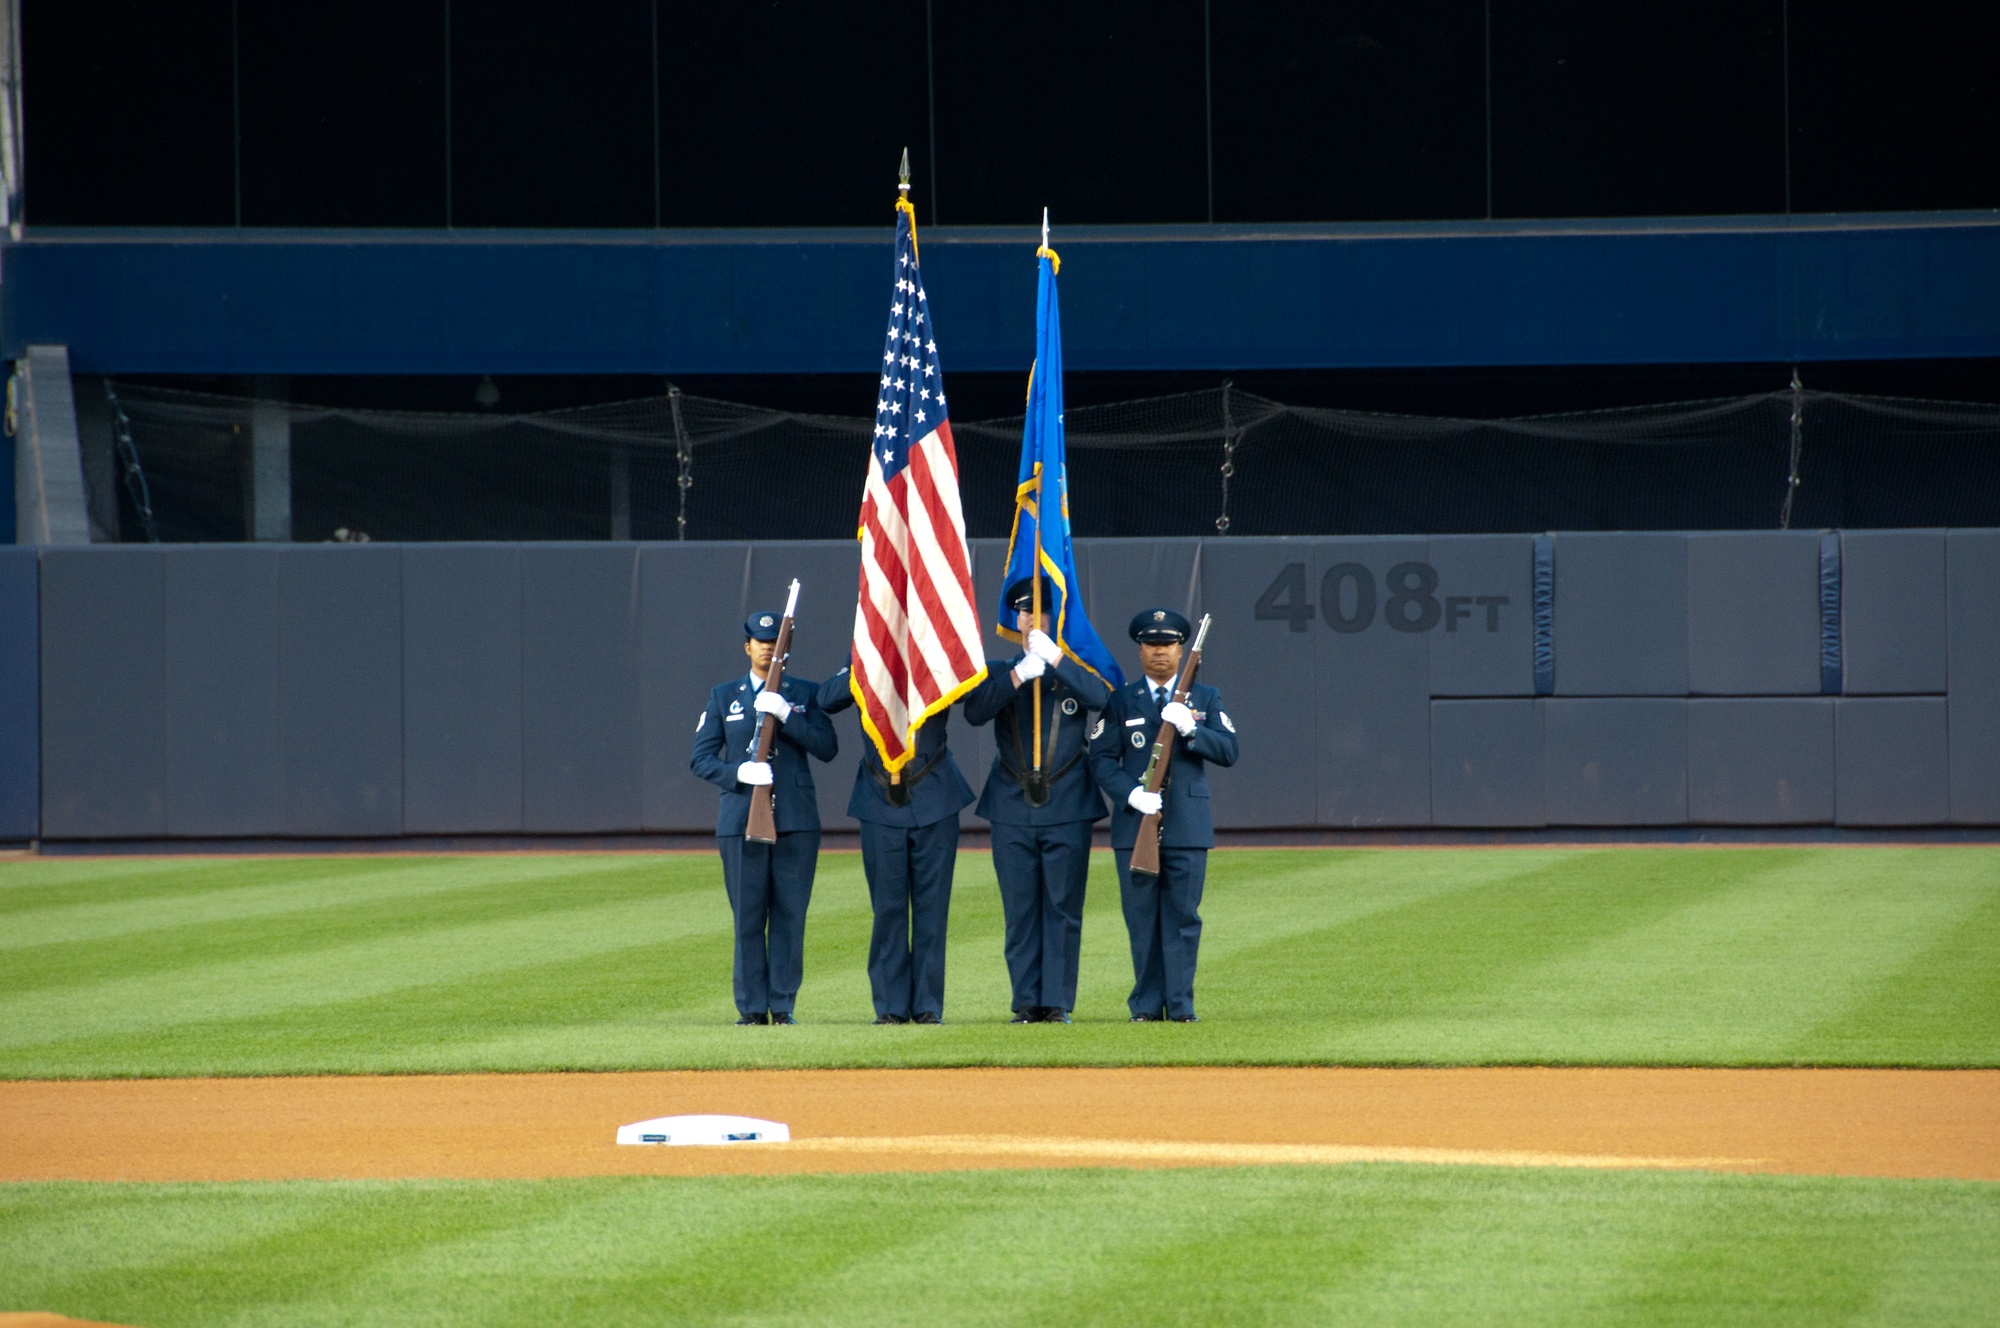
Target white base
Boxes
[616,1114,791,1146]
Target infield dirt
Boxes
[2,1067,1995,1183]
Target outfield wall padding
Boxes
[1841,530,1949,695]
[402,544,525,834]
[37,548,166,838]
[1542,698,1690,826]
[1948,529,2000,824]
[0,547,38,839]
[163,547,286,836]
[1835,697,1952,826]
[1429,700,1544,827]
[1428,535,1536,699]
[520,546,646,833]
[1686,698,1836,825]
[1548,534,1690,697]
[282,545,403,836]
[1687,532,1823,696]
[1313,537,1434,828]
[23,531,1996,838]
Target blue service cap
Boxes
[744,611,782,641]
[1130,607,1192,644]
[1004,576,1051,613]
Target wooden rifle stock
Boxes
[745,580,800,845]
[1130,614,1210,878]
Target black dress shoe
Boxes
[912,1012,942,1025]
[1129,1012,1162,1022]
[873,1014,910,1025]
[1045,1010,1073,1024]
[735,1013,769,1026]
[771,1012,798,1025]
[1009,1009,1036,1024]
[1170,1014,1199,1023]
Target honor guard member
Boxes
[1087,608,1238,1023]
[689,610,839,1025]
[964,576,1110,1023]
[819,666,976,1025]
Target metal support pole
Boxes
[669,384,692,540]
[1215,380,1237,535]
[1780,367,1803,530]
[248,377,291,541]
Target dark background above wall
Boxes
[21,0,2000,228]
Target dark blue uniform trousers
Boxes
[991,821,1092,1013]
[1113,846,1207,1019]
[859,818,958,1020]
[717,831,818,1016]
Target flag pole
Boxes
[1030,207,1050,783]
[891,147,913,794]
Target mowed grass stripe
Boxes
[3,1170,1997,1326]
[0,854,638,952]
[0,847,1995,1075]
[0,859,861,1053]
[1797,879,2000,1064]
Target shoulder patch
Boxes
[1220,711,1235,733]
[1089,716,1105,740]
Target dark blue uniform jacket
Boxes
[1086,679,1238,849]
[964,654,1110,825]
[690,673,838,836]
[817,666,976,828]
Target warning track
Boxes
[1,1067,1994,1183]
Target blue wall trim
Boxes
[7,213,2000,375]
[1819,532,1844,695]
[1532,535,1555,697]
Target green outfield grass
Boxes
[4,1167,1997,1326]
[1,846,1996,1077]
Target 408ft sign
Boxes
[1254,562,1510,635]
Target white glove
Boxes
[736,761,773,786]
[1127,787,1163,816]
[753,690,793,722]
[1160,700,1196,736]
[1027,629,1062,665]
[1013,653,1047,683]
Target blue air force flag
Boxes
[997,231,1125,690]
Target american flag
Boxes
[848,195,987,771]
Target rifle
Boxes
[1130,613,1211,878]
[744,579,799,845]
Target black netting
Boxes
[96,380,2000,542]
